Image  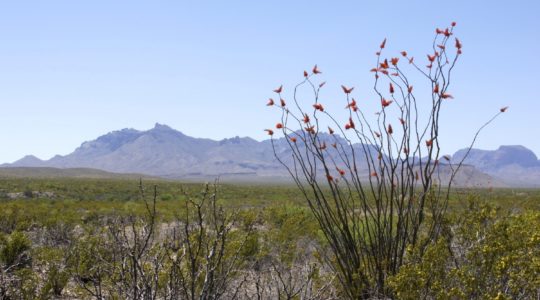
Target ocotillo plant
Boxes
[265,23,506,298]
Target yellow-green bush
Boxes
[388,200,540,299]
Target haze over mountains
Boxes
[3,123,540,187]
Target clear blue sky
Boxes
[1,1,539,163]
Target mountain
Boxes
[452,145,540,171]
[3,123,536,186]
[451,145,540,187]
[7,124,279,179]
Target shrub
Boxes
[388,200,540,299]
[0,231,31,270]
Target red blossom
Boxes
[380,59,389,69]
[381,98,393,107]
[441,93,454,99]
[341,85,354,94]
[444,28,451,37]
[313,103,324,112]
[328,127,335,134]
[455,38,462,49]
[345,117,355,130]
[345,99,357,109]
[380,38,387,49]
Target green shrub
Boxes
[0,231,31,270]
[34,246,70,298]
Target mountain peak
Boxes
[8,155,45,167]
[497,145,534,153]
[219,136,257,145]
[152,123,174,131]
[21,154,40,160]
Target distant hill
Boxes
[451,145,540,187]
[0,167,158,180]
[3,123,537,187]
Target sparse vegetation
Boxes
[0,177,538,299]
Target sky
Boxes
[0,1,539,163]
